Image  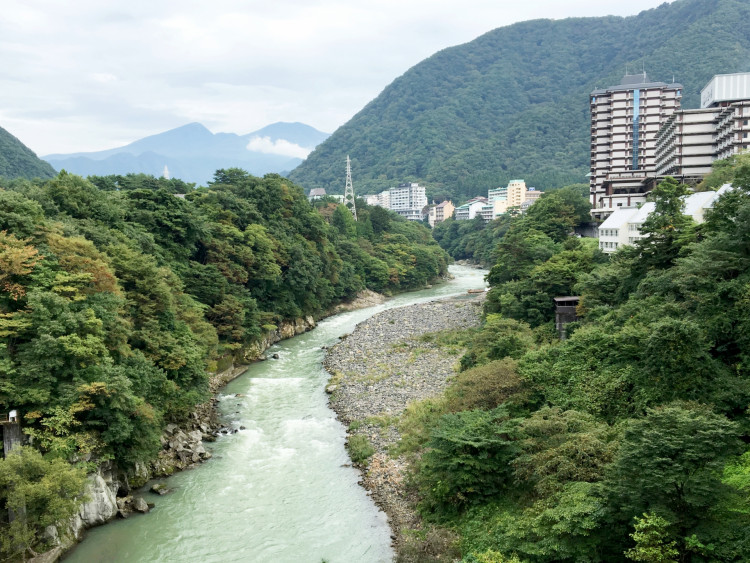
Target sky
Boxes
[1,0,674,157]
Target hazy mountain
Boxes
[289,0,750,199]
[0,125,56,180]
[44,122,330,186]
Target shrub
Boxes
[346,434,375,465]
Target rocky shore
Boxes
[324,295,485,558]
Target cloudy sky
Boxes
[2,0,672,157]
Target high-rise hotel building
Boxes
[590,73,682,220]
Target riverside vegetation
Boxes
[0,169,448,559]
[382,155,750,562]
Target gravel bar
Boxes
[324,295,485,556]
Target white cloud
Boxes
[246,136,312,159]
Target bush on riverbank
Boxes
[346,434,376,465]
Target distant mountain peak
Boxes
[42,121,330,186]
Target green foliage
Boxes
[625,513,679,563]
[608,403,741,536]
[0,446,86,559]
[445,359,525,413]
[416,407,520,518]
[513,407,615,496]
[291,0,750,199]
[405,155,750,561]
[0,126,56,180]
[460,316,535,369]
[346,434,375,465]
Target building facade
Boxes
[428,200,455,227]
[365,191,390,208]
[389,182,428,221]
[590,73,683,220]
[597,185,732,253]
[654,108,719,180]
[455,197,487,221]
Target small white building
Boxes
[598,185,733,253]
[455,197,488,220]
[366,191,390,208]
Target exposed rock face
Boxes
[241,316,317,364]
[78,473,118,527]
[331,289,386,314]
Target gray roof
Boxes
[592,73,682,95]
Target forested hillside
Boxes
[290,0,750,200]
[397,156,750,561]
[0,170,447,556]
[0,125,56,180]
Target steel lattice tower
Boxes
[344,155,357,221]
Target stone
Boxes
[78,474,118,527]
[151,483,170,495]
[132,496,149,513]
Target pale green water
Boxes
[63,265,487,563]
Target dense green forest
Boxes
[290,0,750,201]
[0,170,447,557]
[432,184,591,267]
[398,156,750,562]
[0,126,56,180]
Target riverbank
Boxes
[45,287,394,562]
[324,294,485,559]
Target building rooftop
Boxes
[592,72,682,95]
[309,188,327,197]
[598,207,640,229]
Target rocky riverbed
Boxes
[324,295,485,558]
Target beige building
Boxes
[590,73,682,220]
[654,73,750,180]
[655,108,719,179]
[428,200,455,226]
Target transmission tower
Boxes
[344,155,357,221]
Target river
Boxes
[63,264,487,563]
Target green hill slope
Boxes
[290,0,750,199]
[0,125,56,179]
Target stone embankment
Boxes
[324,295,485,555]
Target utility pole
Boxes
[344,155,357,221]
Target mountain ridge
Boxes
[0,125,57,180]
[289,0,750,199]
[44,122,330,185]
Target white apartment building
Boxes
[455,197,488,220]
[389,182,428,221]
[597,185,732,253]
[365,190,390,208]
[590,73,682,220]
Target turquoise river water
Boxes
[63,265,487,563]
